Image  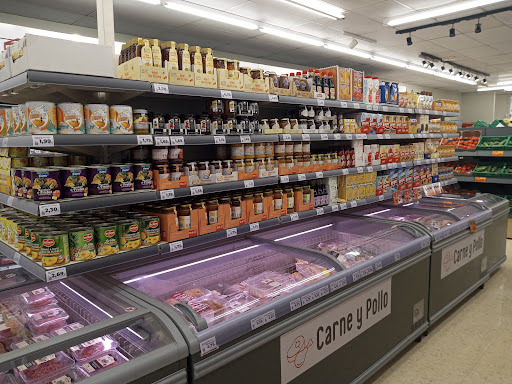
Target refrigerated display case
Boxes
[0,276,189,384]
[348,197,493,324]
[430,193,508,274]
[99,214,432,384]
[0,255,38,292]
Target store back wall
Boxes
[461,92,512,123]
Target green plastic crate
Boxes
[476,136,511,150]
[500,164,512,178]
[472,162,505,177]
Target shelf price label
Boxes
[356,167,364,173]
[333,133,341,140]
[46,267,67,282]
[345,134,353,140]
[297,174,306,181]
[32,135,54,147]
[475,177,486,183]
[316,207,324,216]
[408,108,414,114]
[160,189,175,200]
[200,337,218,357]
[339,203,347,210]
[340,102,348,108]
[153,83,169,93]
[282,134,292,141]
[367,166,373,173]
[290,213,299,221]
[168,241,184,253]
[39,203,60,217]
[317,99,325,106]
[190,186,203,196]
[350,201,357,208]
[302,134,310,141]
[320,134,329,140]
[244,180,255,188]
[409,134,415,139]
[268,94,279,102]
[170,136,185,145]
[341,168,349,175]
[355,134,366,139]
[214,136,226,144]
[492,151,504,157]
[280,175,290,183]
[380,164,387,170]
[0,138,7,147]
[155,136,171,146]
[226,228,237,238]
[315,171,324,179]
[384,134,391,139]
[401,162,407,168]
[377,134,383,139]
[249,223,260,232]
[382,106,388,112]
[250,310,276,330]
[353,103,360,109]
[137,135,153,145]
[13,252,21,264]
[240,135,251,143]
[378,195,385,201]
[220,90,232,99]
[399,108,405,113]
[366,104,373,111]
[6,196,14,206]
[331,204,339,212]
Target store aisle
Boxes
[368,240,512,384]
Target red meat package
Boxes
[26,306,69,335]
[16,352,74,383]
[19,288,57,308]
[49,322,84,337]
[77,351,128,378]
[0,316,25,352]
[11,334,50,350]
[70,336,119,362]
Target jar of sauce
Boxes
[244,159,255,173]
[227,60,240,79]
[284,187,294,214]
[190,46,203,73]
[267,72,278,88]
[277,157,286,169]
[206,199,219,225]
[285,156,294,169]
[223,117,235,134]
[224,100,236,115]
[261,119,270,131]
[231,195,242,219]
[302,141,311,155]
[182,114,195,133]
[133,109,149,134]
[177,43,191,71]
[198,161,210,181]
[290,118,299,130]
[209,99,224,115]
[295,157,304,168]
[222,160,234,175]
[214,58,227,69]
[170,160,184,181]
[168,146,183,160]
[255,158,265,172]
[317,154,324,167]
[244,143,254,159]
[210,160,222,177]
[293,141,303,157]
[284,141,294,157]
[168,114,181,134]
[251,69,263,79]
[177,204,192,230]
[310,154,318,166]
[302,156,311,168]
[254,142,265,159]
[307,119,315,130]
[240,67,250,75]
[265,142,274,157]
[253,192,264,214]
[152,147,168,162]
[302,185,312,205]
[197,114,211,135]
[266,157,275,172]
[273,188,283,210]
[201,48,214,74]
[184,162,198,177]
[299,119,308,130]
[162,41,178,69]
[234,159,244,171]
[211,116,223,134]
[280,118,291,130]
[237,117,250,133]
[279,75,290,89]
[231,143,245,160]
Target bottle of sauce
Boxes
[274,141,286,157]
[140,39,153,66]
[162,41,179,70]
[328,72,336,100]
[190,46,203,73]
[284,187,294,214]
[314,70,322,93]
[322,72,329,96]
[231,195,242,219]
[177,204,192,230]
[201,48,214,74]
[150,39,162,68]
[206,199,219,225]
[177,43,191,71]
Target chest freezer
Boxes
[101,215,432,384]
[0,275,189,384]
[0,256,38,293]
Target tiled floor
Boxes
[367,240,512,384]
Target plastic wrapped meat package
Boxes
[295,259,332,282]
[26,305,69,335]
[0,270,26,289]
[0,313,26,353]
[188,293,229,326]
[31,368,86,384]
[69,336,119,362]
[15,351,74,384]
[19,288,57,308]
[164,287,210,306]
[49,322,85,337]
[11,334,50,350]
[224,291,260,314]
[77,350,128,378]
[317,241,375,268]
[242,271,294,298]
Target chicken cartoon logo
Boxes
[287,335,313,369]
[443,251,453,273]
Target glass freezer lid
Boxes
[432,193,509,212]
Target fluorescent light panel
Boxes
[259,27,324,46]
[387,0,507,26]
[164,2,258,30]
[324,44,371,59]
[135,0,161,4]
[283,0,344,19]
[477,86,509,91]
[497,80,512,86]
[279,0,337,20]
[371,56,407,68]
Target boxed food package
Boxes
[351,70,364,102]
[397,167,406,190]
[389,82,399,105]
[217,69,244,91]
[338,67,352,101]
[379,81,389,104]
[371,144,380,166]
[363,76,372,104]
[117,57,168,83]
[0,47,12,82]
[380,144,388,164]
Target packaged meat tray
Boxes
[295,259,332,281]
[242,271,294,298]
[77,350,128,378]
[49,322,84,337]
[2,305,28,325]
[19,288,56,308]
[164,287,210,306]
[16,352,74,384]
[11,334,50,350]
[210,283,245,298]
[0,317,26,352]
[187,293,228,326]
[32,368,86,384]
[69,335,119,362]
[225,292,259,314]
[26,306,69,335]
[0,374,18,384]
[0,270,26,288]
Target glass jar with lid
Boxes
[227,60,240,79]
[190,46,203,73]
[182,114,195,133]
[209,99,224,115]
[285,156,294,169]
[231,195,242,219]
[177,204,192,230]
[231,143,245,160]
[266,157,276,172]
[169,160,184,181]
[223,117,236,134]
[206,199,219,225]
[244,143,255,159]
[251,69,263,79]
[302,141,311,155]
[214,58,227,69]
[240,67,250,75]
[279,118,291,130]
[133,109,149,134]
[222,160,234,175]
[273,188,283,210]
[197,114,211,135]
[284,187,294,214]
[211,116,223,134]
[265,142,274,157]
[244,159,255,174]
[234,159,244,171]
[270,118,280,130]
[302,185,312,205]
[293,141,303,157]
[254,142,266,159]
[284,141,294,157]
[253,192,264,215]
[177,43,191,71]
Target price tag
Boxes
[475,177,486,183]
[443,111,447,116]
[331,204,339,212]
[353,103,360,109]
[339,203,347,210]
[357,167,364,173]
[0,138,7,147]
[379,195,385,201]
[160,189,175,200]
[46,267,67,282]
[367,166,373,172]
[200,337,218,356]
[32,135,54,147]
[226,228,237,238]
[315,171,324,179]
[356,134,366,139]
[268,94,279,102]
[333,133,341,140]
[366,104,373,111]
[137,135,153,145]
[155,136,171,146]
[153,83,169,93]
[492,151,504,157]
[426,159,432,164]
[346,134,353,140]
[13,252,21,264]
[409,134,415,139]
[399,108,405,113]
[244,180,255,188]
[214,136,226,144]
[250,310,276,330]
[401,162,407,168]
[377,134,383,139]
[190,186,203,196]
[220,90,232,99]
[290,298,302,311]
[250,223,260,232]
[282,134,292,141]
[350,201,357,208]
[302,134,310,141]
[6,196,14,206]
[408,108,414,114]
[382,106,388,112]
[297,174,306,181]
[240,135,251,143]
[317,99,325,106]
[380,164,387,170]
[340,102,348,108]
[418,109,424,114]
[170,136,185,145]
[389,163,397,169]
[316,207,324,216]
[280,175,290,183]
[290,213,299,221]
[372,105,378,111]
[384,134,391,139]
[39,203,60,217]
[341,168,349,175]
[169,241,184,253]
[320,134,329,141]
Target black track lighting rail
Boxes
[419,52,490,77]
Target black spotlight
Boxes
[466,73,471,79]
[475,19,481,33]
[407,35,413,46]
[449,68,454,74]
[483,78,487,84]
[458,71,463,77]
[450,25,456,37]
[474,76,479,81]
[429,62,435,69]
[441,66,446,72]
[422,60,428,67]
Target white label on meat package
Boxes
[317,99,325,106]
[226,228,237,238]
[190,186,203,196]
[301,286,329,306]
[315,172,324,179]
[251,310,276,330]
[32,135,54,147]
[214,136,226,144]
[345,134,353,140]
[250,223,260,232]
[220,90,232,99]
[153,83,169,93]
[280,278,391,383]
[200,337,218,356]
[441,230,484,279]
[302,134,310,141]
[155,136,171,146]
[290,213,299,221]
[240,135,251,143]
[46,267,67,282]
[320,134,329,140]
[168,241,184,253]
[353,103,360,109]
[160,189,175,200]
[137,135,153,145]
[331,204,339,212]
[269,94,279,102]
[39,203,60,217]
[282,134,292,141]
[290,298,301,311]
[297,174,306,181]
[340,102,348,108]
[244,180,255,188]
[280,175,290,183]
[316,207,324,216]
[170,136,185,145]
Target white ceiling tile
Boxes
[361,28,413,47]
[454,16,504,34]
[351,0,413,21]
[481,53,512,65]
[228,0,316,27]
[329,0,383,12]
[393,0,459,11]
[286,21,344,40]
[493,10,512,25]
[412,26,454,40]
[328,12,384,35]
[430,34,482,50]
[472,25,512,44]
[456,45,504,59]
[490,40,512,53]
[191,0,250,9]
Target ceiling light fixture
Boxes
[422,60,428,67]
[475,19,482,33]
[436,72,477,85]
[429,62,435,69]
[441,66,446,72]
[280,0,344,19]
[136,0,161,4]
[164,2,258,30]
[407,65,435,74]
[477,86,507,91]
[324,44,372,59]
[371,56,408,68]
[348,38,359,49]
[496,80,512,86]
[449,24,456,37]
[406,34,413,46]
[260,27,324,46]
[386,0,507,26]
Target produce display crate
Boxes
[500,164,512,178]
[472,161,505,177]
[457,130,481,151]
[476,136,511,150]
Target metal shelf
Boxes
[456,150,512,157]
[153,134,279,146]
[456,175,512,184]
[2,134,155,148]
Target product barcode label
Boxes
[302,134,310,141]
[200,337,218,356]
[315,171,324,179]
[190,186,203,196]
[153,83,169,93]
[39,203,60,217]
[168,241,184,253]
[170,136,185,145]
[32,135,54,147]
[250,310,276,330]
[268,94,279,102]
[316,207,324,216]
[333,133,341,140]
[384,134,391,139]
[377,134,383,139]
[280,175,290,183]
[367,166,373,172]
[290,213,299,221]
[290,298,301,311]
[339,203,347,210]
[350,201,357,208]
[137,135,153,145]
[244,180,255,188]
[282,134,292,141]
[345,134,353,140]
[340,102,348,108]
[160,189,175,200]
[317,99,325,106]
[342,169,349,175]
[226,228,237,238]
[46,267,67,282]
[249,223,260,232]
[301,286,329,306]
[297,174,306,181]
[240,135,251,143]
[214,136,226,144]
[357,167,364,173]
[220,90,232,99]
[331,204,339,212]
[320,134,329,140]
[382,106,388,112]
[155,136,171,146]
[356,134,366,139]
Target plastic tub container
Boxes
[16,352,74,384]
[19,287,56,308]
[77,350,129,378]
[70,335,119,363]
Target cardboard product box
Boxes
[375,114,383,134]
[383,115,391,133]
[294,190,315,212]
[136,207,199,242]
[363,144,372,166]
[269,79,291,96]
[389,169,398,192]
[220,201,247,229]
[405,166,413,189]
[394,144,401,163]
[389,115,397,133]
[365,183,373,198]
[397,167,406,191]
[375,176,383,196]
[371,144,380,166]
[338,67,352,101]
[197,205,226,235]
[153,170,189,190]
[382,173,390,193]
[369,114,377,134]
[117,57,168,82]
[389,82,399,105]
[379,81,389,104]
[413,166,421,187]
[353,140,364,167]
[0,47,12,82]
[363,76,372,104]
[358,184,366,199]
[217,68,244,91]
[379,144,388,165]
[244,74,270,94]
[194,72,217,89]
[11,34,114,78]
[351,70,364,102]
[386,145,395,164]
